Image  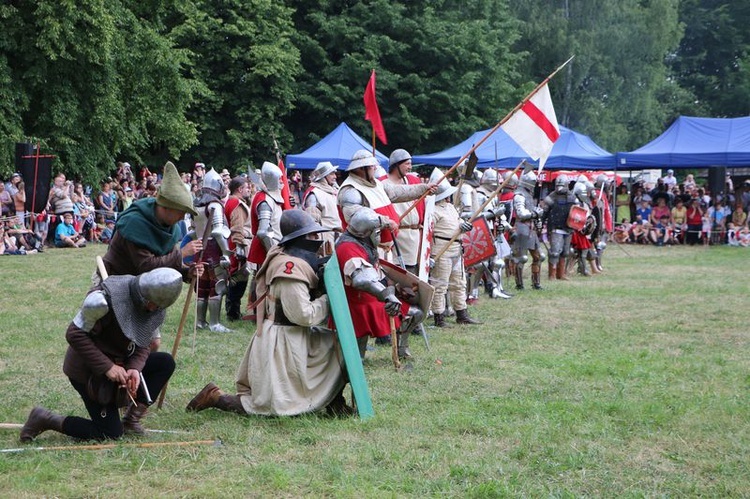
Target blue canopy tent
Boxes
[411,126,616,170]
[617,116,750,169]
[285,122,389,170]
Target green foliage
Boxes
[169,0,301,172]
[286,0,524,154]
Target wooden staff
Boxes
[157,222,212,409]
[1,440,221,454]
[96,255,108,281]
[399,55,575,223]
[432,162,524,263]
[390,316,401,371]
[0,423,187,434]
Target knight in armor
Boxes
[245,161,285,319]
[542,174,578,280]
[335,207,425,360]
[224,176,253,321]
[303,161,343,256]
[464,168,513,300]
[192,167,234,333]
[499,171,518,280]
[511,170,546,290]
[337,149,435,254]
[591,173,613,272]
[20,268,182,442]
[101,161,202,351]
[186,210,353,417]
[570,175,599,276]
[384,149,426,274]
[429,178,481,327]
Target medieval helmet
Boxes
[347,207,385,246]
[201,168,225,197]
[519,170,537,190]
[481,169,498,189]
[278,209,327,246]
[595,173,608,189]
[347,149,380,172]
[573,178,590,203]
[434,177,458,202]
[388,149,412,170]
[310,161,338,182]
[261,161,282,192]
[502,171,519,190]
[555,174,570,194]
[134,267,183,310]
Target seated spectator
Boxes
[100,219,115,244]
[649,197,671,226]
[649,215,670,246]
[635,196,652,225]
[670,198,687,243]
[727,223,741,246]
[731,202,747,228]
[6,220,43,252]
[739,226,750,247]
[1,223,37,255]
[629,215,649,244]
[707,198,729,244]
[55,213,86,248]
[613,221,631,244]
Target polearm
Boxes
[431,161,525,263]
[398,55,575,223]
[1,440,221,454]
[156,221,212,409]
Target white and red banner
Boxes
[501,83,560,172]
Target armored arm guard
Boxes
[208,202,231,255]
[351,266,401,316]
[72,290,109,332]
[338,186,365,224]
[255,200,278,251]
[514,192,533,222]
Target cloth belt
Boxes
[399,224,421,230]
[434,235,457,241]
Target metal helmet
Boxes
[278,209,327,245]
[310,161,338,182]
[555,174,570,194]
[388,149,411,170]
[261,161,282,192]
[347,207,385,247]
[595,173,608,189]
[434,177,458,202]
[502,171,519,190]
[135,267,183,310]
[481,169,499,189]
[347,149,380,172]
[573,179,590,203]
[519,170,537,190]
[202,167,225,197]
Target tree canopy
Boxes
[0,0,746,181]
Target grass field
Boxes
[0,243,748,497]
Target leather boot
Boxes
[578,256,590,276]
[186,382,222,412]
[215,394,245,414]
[515,265,525,290]
[556,260,569,280]
[455,308,481,325]
[433,313,451,328]
[532,271,543,290]
[208,297,233,333]
[20,406,66,442]
[122,402,149,436]
[397,333,412,360]
[196,299,209,329]
[548,261,556,280]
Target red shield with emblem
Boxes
[462,217,497,267]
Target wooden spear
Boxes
[431,161,525,263]
[398,55,575,223]
[1,439,221,454]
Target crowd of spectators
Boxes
[613,170,750,247]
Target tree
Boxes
[168,0,301,172]
[286,0,524,157]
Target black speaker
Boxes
[17,145,52,214]
[707,167,726,199]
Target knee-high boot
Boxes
[20,407,66,442]
[548,261,557,280]
[196,299,209,329]
[122,402,149,436]
[556,260,569,280]
[515,265,525,290]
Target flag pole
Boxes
[398,55,575,222]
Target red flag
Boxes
[364,70,388,144]
[277,155,293,210]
